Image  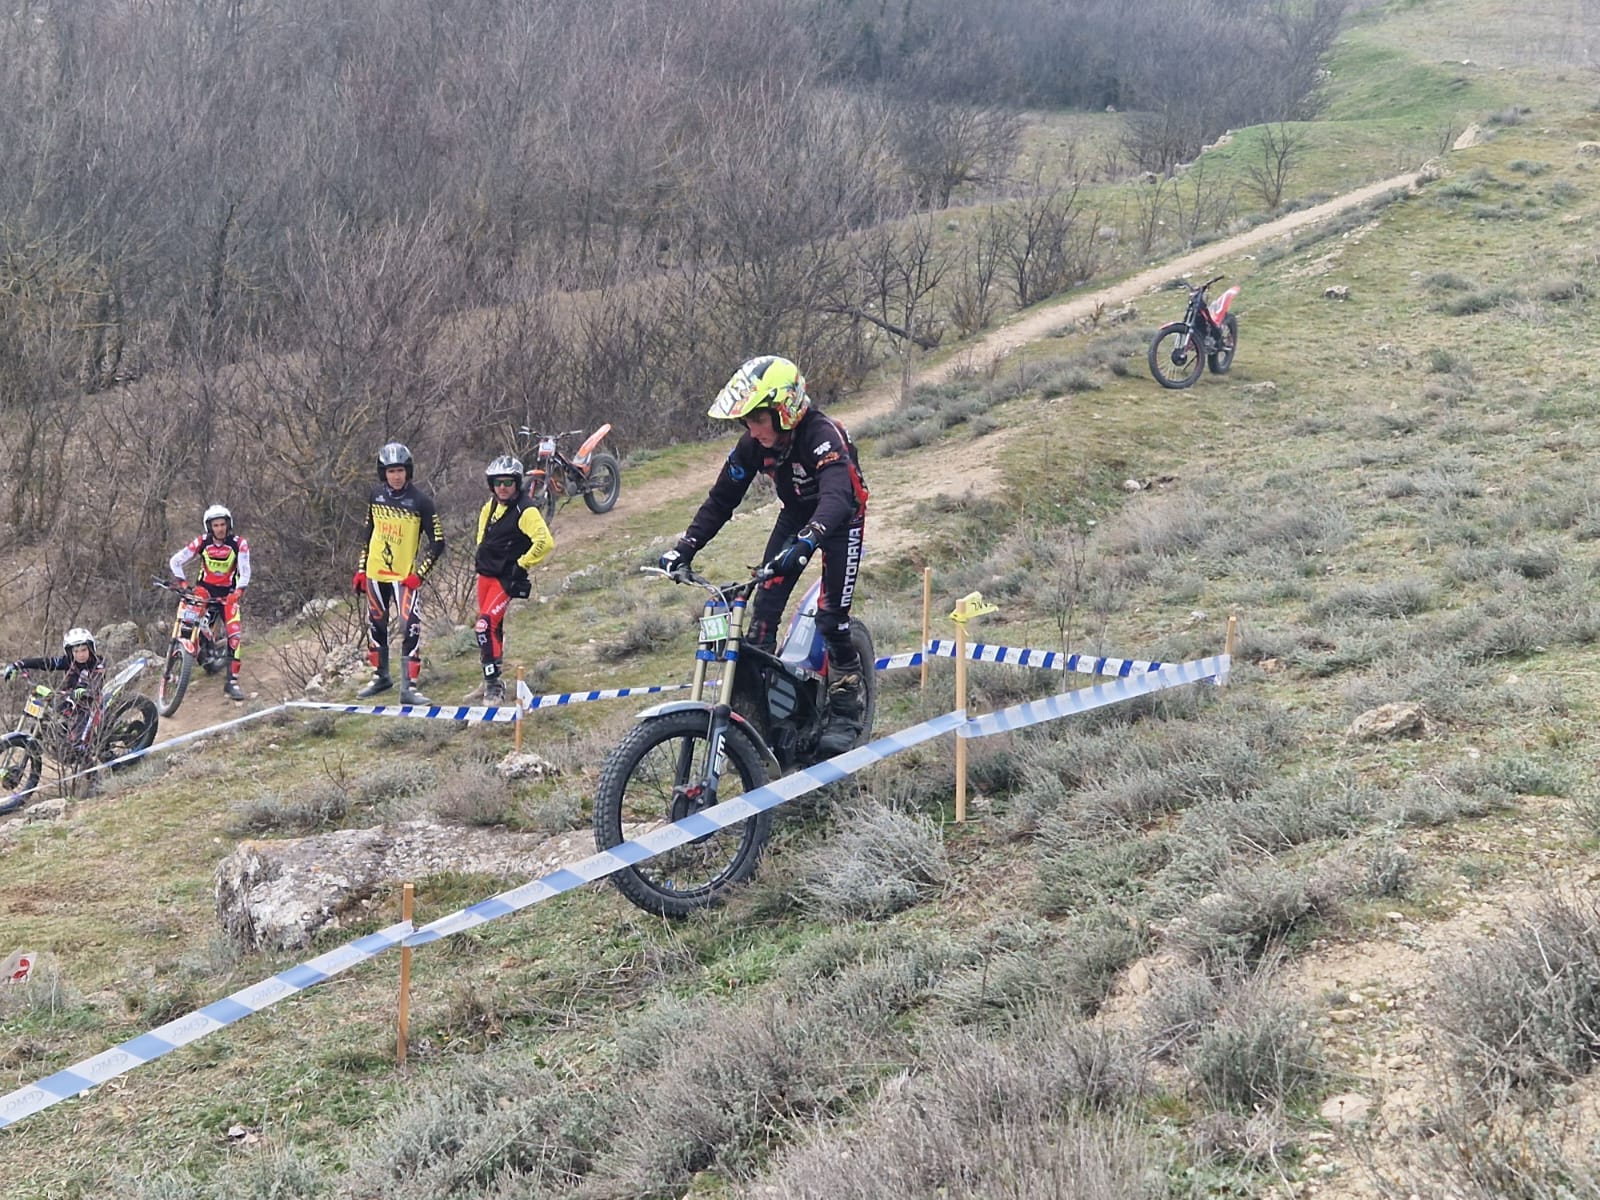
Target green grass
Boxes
[13,5,1600,1197]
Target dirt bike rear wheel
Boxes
[156,643,193,716]
[849,621,877,750]
[1149,323,1204,389]
[100,694,159,771]
[1207,313,1239,375]
[593,710,772,918]
[0,732,43,809]
[582,451,622,514]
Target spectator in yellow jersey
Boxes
[473,455,554,704]
[353,442,446,704]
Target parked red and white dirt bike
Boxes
[1148,275,1240,389]
[0,656,160,810]
[151,577,233,717]
[515,424,622,525]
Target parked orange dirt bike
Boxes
[1148,274,1241,389]
[515,424,622,525]
[151,577,233,717]
[0,656,160,811]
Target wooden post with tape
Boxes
[514,665,526,750]
[397,882,414,1066]
[950,591,999,824]
[920,567,933,691]
[1224,613,1238,684]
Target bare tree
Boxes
[1244,123,1301,210]
[946,207,1006,335]
[889,101,1022,208]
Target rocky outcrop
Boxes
[215,821,599,952]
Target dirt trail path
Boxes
[551,171,1416,551]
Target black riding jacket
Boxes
[681,408,868,550]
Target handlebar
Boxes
[640,564,776,600]
[1194,274,1224,292]
[516,427,586,441]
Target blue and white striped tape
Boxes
[873,640,1162,677]
[288,700,520,723]
[0,652,1226,1130]
[519,680,692,710]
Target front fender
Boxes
[574,422,613,468]
[631,701,781,778]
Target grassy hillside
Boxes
[8,2,1600,1196]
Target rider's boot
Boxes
[400,665,430,706]
[815,670,866,757]
[483,662,506,704]
[357,649,392,698]
[223,671,244,701]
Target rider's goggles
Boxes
[492,477,519,488]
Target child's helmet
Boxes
[63,627,95,652]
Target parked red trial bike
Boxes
[1148,275,1240,389]
[515,424,622,525]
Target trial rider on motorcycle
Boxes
[660,355,870,756]
[169,503,251,700]
[5,628,107,760]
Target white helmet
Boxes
[63,627,95,652]
[485,455,524,489]
[203,503,232,533]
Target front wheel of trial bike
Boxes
[0,731,43,811]
[99,694,159,771]
[1207,313,1239,375]
[1148,323,1205,389]
[593,710,773,918]
[156,642,193,716]
[528,475,557,525]
[582,451,622,514]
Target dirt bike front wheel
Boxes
[1149,323,1204,389]
[0,731,43,810]
[593,710,772,918]
[582,451,622,514]
[1208,313,1239,375]
[156,643,193,716]
[100,694,159,771]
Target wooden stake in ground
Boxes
[1224,613,1238,684]
[949,591,999,824]
[397,882,415,1066]
[920,567,932,691]
[513,665,526,751]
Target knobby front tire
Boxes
[593,710,772,918]
[1149,323,1204,389]
[156,643,193,717]
[101,694,159,771]
[0,732,43,808]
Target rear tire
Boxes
[593,710,772,917]
[1208,313,1238,375]
[1149,323,1204,389]
[849,621,878,750]
[156,643,193,716]
[0,732,43,811]
[582,451,622,513]
[99,694,159,771]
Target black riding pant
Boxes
[750,511,864,674]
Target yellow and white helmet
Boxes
[708,355,810,432]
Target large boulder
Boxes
[215,822,598,951]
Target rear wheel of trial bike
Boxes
[593,710,772,917]
[848,622,878,750]
[1207,313,1239,375]
[156,642,193,716]
[0,732,43,810]
[582,451,622,514]
[100,694,159,771]
[1148,323,1204,389]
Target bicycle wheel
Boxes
[593,710,772,917]
[99,694,159,771]
[156,642,193,716]
[0,732,42,810]
[581,452,622,513]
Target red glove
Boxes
[353,571,367,593]
[403,573,422,590]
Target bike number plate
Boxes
[538,437,557,456]
[699,612,730,646]
[23,695,46,719]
